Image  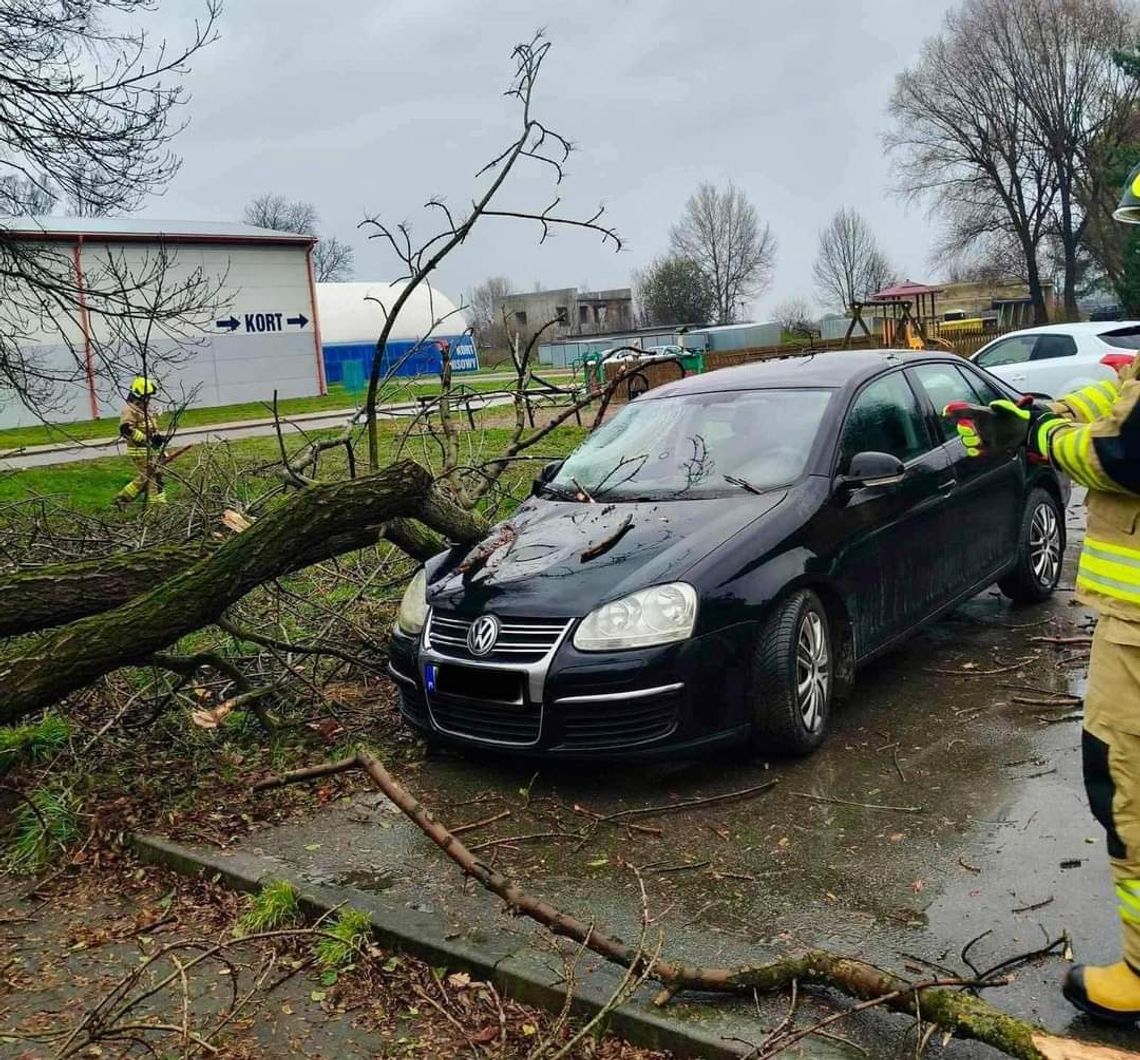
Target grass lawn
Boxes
[0,372,576,452]
[0,420,588,514]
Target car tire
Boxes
[998,487,1065,603]
[750,590,832,756]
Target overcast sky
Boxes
[151,0,957,318]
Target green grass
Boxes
[315,907,372,968]
[0,373,575,451]
[5,784,81,875]
[237,879,301,935]
[0,714,70,775]
[0,421,589,514]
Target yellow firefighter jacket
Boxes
[119,398,163,459]
[1035,358,1140,621]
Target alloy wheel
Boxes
[795,610,830,733]
[1029,502,1062,589]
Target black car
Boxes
[389,350,1069,759]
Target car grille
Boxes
[426,611,570,664]
[398,686,428,726]
[429,697,542,745]
[555,691,680,751]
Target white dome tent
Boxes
[315,281,478,391]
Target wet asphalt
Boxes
[214,492,1140,1057]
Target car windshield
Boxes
[549,388,834,500]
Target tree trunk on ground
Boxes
[0,461,486,722]
[0,516,449,640]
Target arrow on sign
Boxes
[216,316,240,332]
[287,314,309,329]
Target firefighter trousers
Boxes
[116,453,166,504]
[1084,615,1140,970]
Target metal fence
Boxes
[602,326,1016,403]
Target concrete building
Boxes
[500,286,633,341]
[936,278,1057,327]
[0,217,324,429]
[316,281,478,391]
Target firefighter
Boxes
[114,375,167,507]
[946,361,1140,1022]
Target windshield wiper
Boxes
[723,474,769,495]
[539,482,584,501]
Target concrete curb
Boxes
[130,832,753,1059]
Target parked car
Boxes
[970,321,1140,397]
[389,351,1070,760]
[601,344,684,365]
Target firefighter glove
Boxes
[150,433,166,447]
[942,398,1032,456]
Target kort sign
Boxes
[215,312,309,333]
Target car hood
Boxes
[427,491,787,617]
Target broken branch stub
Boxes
[255,750,1107,1060]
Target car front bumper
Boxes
[388,619,755,760]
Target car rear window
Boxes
[1101,325,1140,350]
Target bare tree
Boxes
[244,194,355,282]
[886,2,1057,323]
[812,208,895,310]
[356,33,620,470]
[980,0,1138,319]
[0,0,221,413]
[634,255,716,326]
[243,194,319,235]
[771,296,816,336]
[467,275,513,350]
[313,235,355,282]
[669,182,775,324]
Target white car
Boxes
[970,321,1140,397]
[601,344,684,365]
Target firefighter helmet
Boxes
[1114,162,1140,224]
[129,376,156,398]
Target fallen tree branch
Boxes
[0,462,487,723]
[253,750,1122,1060]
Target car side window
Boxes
[1031,334,1077,360]
[909,363,988,443]
[975,335,1037,368]
[839,372,931,470]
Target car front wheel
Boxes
[750,590,832,756]
[998,487,1064,603]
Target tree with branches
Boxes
[467,275,513,352]
[812,208,894,311]
[243,193,355,282]
[669,182,775,324]
[634,255,716,327]
[0,0,221,419]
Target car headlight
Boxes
[395,568,428,636]
[573,583,698,651]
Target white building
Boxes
[316,281,478,390]
[0,217,325,429]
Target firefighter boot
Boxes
[1063,962,1140,1024]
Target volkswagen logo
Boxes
[467,615,500,657]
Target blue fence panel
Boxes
[322,335,479,385]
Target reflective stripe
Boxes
[1097,379,1123,402]
[1078,539,1140,603]
[117,481,140,499]
[1119,882,1140,923]
[1083,385,1116,417]
[125,447,148,458]
[1119,903,1140,925]
[1085,538,1140,564]
[1067,391,1097,422]
[1037,418,1066,454]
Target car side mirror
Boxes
[531,459,564,497]
[838,451,906,491]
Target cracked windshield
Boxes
[549,389,833,499]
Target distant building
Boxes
[937,278,1057,328]
[535,320,781,368]
[499,286,633,340]
[0,216,323,430]
[316,281,477,389]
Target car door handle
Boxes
[937,477,957,494]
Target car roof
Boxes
[989,321,1140,338]
[644,349,954,397]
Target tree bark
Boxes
[0,544,209,639]
[0,514,453,640]
[0,462,486,722]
